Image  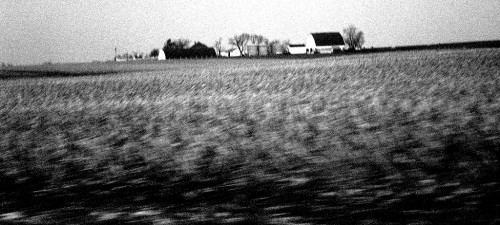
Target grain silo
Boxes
[258,45,268,56]
[247,44,258,56]
[271,43,284,55]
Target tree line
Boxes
[150,39,216,59]
[148,25,365,59]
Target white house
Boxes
[115,56,127,62]
[305,32,345,54]
[287,44,306,54]
[220,48,242,57]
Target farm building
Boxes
[115,55,127,62]
[305,32,345,54]
[158,49,166,60]
[287,44,306,54]
[220,48,242,57]
[115,53,134,62]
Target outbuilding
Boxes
[220,48,241,57]
[158,49,166,60]
[287,44,306,54]
[305,32,345,54]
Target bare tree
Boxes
[343,25,365,50]
[214,38,223,56]
[227,47,236,57]
[282,39,291,46]
[229,33,250,56]
[249,34,268,45]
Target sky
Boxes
[1,0,499,65]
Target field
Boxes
[1,49,499,224]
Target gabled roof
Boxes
[289,44,305,47]
[311,32,345,46]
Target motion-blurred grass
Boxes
[1,49,499,224]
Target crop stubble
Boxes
[0,49,499,224]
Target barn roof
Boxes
[311,32,345,46]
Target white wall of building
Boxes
[316,46,334,54]
[305,34,316,54]
[288,46,306,54]
[220,49,241,57]
[158,49,166,60]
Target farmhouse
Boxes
[305,32,345,54]
[287,44,306,54]
[220,48,241,57]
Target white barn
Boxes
[158,49,166,60]
[287,44,306,54]
[305,32,345,54]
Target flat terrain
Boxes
[1,49,499,224]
